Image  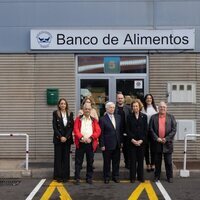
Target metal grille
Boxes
[0,179,21,186]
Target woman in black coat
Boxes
[52,98,74,182]
[127,99,147,183]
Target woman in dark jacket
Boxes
[52,98,74,182]
[127,99,147,183]
[142,94,158,172]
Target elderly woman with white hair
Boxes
[99,101,122,184]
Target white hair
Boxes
[159,101,167,108]
[105,101,115,109]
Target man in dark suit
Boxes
[149,101,177,183]
[99,102,122,184]
[115,92,132,169]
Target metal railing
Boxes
[180,134,200,177]
[0,133,29,170]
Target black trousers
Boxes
[122,135,130,167]
[102,147,121,180]
[75,143,94,180]
[129,144,144,181]
[154,152,173,179]
[54,143,71,180]
[145,133,156,166]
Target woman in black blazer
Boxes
[52,98,74,182]
[127,99,147,183]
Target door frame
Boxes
[76,74,148,114]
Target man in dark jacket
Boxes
[115,92,132,169]
[99,102,122,184]
[149,101,177,183]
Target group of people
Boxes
[52,93,177,185]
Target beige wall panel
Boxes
[0,54,75,159]
[34,54,75,158]
[149,53,200,161]
[0,54,35,158]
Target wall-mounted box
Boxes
[176,120,196,140]
[47,88,59,105]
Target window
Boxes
[179,85,184,90]
[172,85,177,91]
[77,55,147,74]
[187,85,192,91]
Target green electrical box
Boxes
[47,88,59,105]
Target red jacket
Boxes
[73,115,101,152]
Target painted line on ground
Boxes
[128,180,158,200]
[156,180,172,200]
[40,180,72,200]
[25,179,46,200]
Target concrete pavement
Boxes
[0,153,199,179]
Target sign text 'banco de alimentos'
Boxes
[30,29,195,50]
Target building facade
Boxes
[0,0,200,161]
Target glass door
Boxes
[78,76,147,117]
[116,78,146,105]
[79,78,109,117]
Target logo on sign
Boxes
[36,31,52,48]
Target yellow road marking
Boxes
[128,180,158,200]
[40,180,72,200]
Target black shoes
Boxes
[112,178,120,183]
[54,178,63,183]
[104,179,109,184]
[154,177,159,182]
[167,178,173,183]
[153,177,173,183]
[130,179,144,183]
[130,179,135,183]
[138,178,144,183]
[86,179,93,184]
[75,179,80,185]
